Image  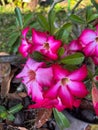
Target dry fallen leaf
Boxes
[1,69,17,97]
[34,108,52,128]
[0,52,11,81]
[18,127,28,130]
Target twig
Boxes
[71,0,83,14]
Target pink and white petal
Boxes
[22,27,29,38]
[18,39,30,57]
[59,85,73,108]
[68,39,82,51]
[46,51,58,60]
[36,67,53,86]
[55,98,66,111]
[16,65,29,78]
[26,58,46,71]
[68,65,87,81]
[79,29,96,45]
[67,81,88,98]
[45,83,60,98]
[83,42,96,56]
[24,82,32,95]
[32,28,47,45]
[52,64,69,80]
[47,36,62,53]
[31,81,43,102]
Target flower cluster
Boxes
[17,26,98,115]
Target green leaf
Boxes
[37,14,49,31]
[55,23,72,43]
[53,108,70,130]
[70,14,85,24]
[0,106,6,113]
[32,51,44,61]
[24,13,33,27]
[87,14,98,23]
[58,47,65,57]
[0,111,8,119]
[7,114,15,121]
[15,7,23,28]
[8,103,23,114]
[91,0,98,11]
[48,9,56,34]
[60,52,84,65]
[7,32,20,47]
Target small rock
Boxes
[14,111,24,126]
[81,110,95,123]
[22,96,32,108]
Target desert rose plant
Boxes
[14,0,98,129]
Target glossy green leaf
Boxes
[55,23,72,43]
[61,52,84,65]
[53,108,70,130]
[15,7,23,28]
[48,9,56,34]
[24,13,33,27]
[32,51,44,61]
[70,14,85,24]
[8,103,23,114]
[87,14,98,23]
[7,32,20,47]
[37,14,49,31]
[58,47,65,57]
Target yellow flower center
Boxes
[61,77,70,86]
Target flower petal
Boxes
[22,27,29,38]
[26,58,45,71]
[31,81,43,102]
[32,28,47,45]
[83,42,96,56]
[52,64,69,80]
[68,65,87,81]
[92,84,98,116]
[68,39,82,51]
[79,29,96,45]
[47,36,62,53]
[18,39,31,57]
[59,86,73,108]
[67,81,88,98]
[45,83,60,98]
[92,56,98,65]
[36,67,53,86]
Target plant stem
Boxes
[71,0,83,14]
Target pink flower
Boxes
[92,83,98,116]
[68,39,82,53]
[32,29,62,60]
[79,25,98,57]
[45,64,88,108]
[16,58,53,102]
[18,27,33,57]
[28,97,66,111]
[91,56,98,65]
